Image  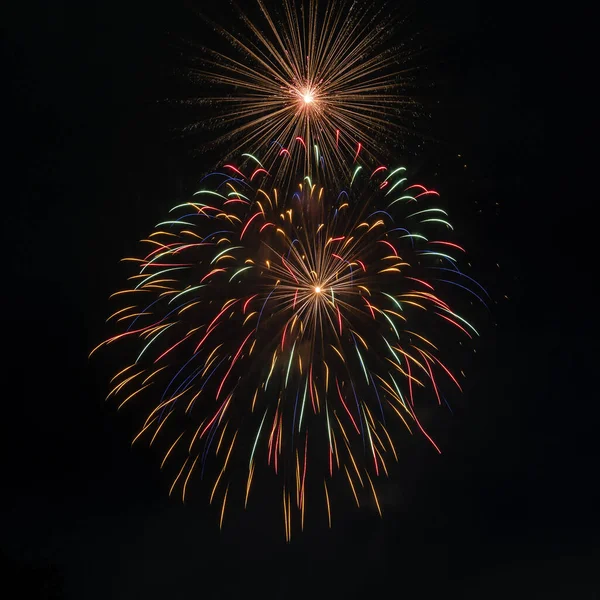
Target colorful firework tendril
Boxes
[183,0,421,186]
[92,145,487,540]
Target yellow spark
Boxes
[161,432,185,469]
[169,457,189,497]
[219,485,229,530]
[324,480,332,528]
[182,456,199,503]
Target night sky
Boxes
[3,1,594,598]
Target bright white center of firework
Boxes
[314,286,321,293]
[303,93,314,104]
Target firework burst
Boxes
[182,0,421,186]
[92,146,487,539]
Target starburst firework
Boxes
[92,146,486,539]
[182,0,421,185]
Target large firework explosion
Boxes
[180,0,421,186]
[92,145,487,539]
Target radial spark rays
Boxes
[93,146,485,539]
[183,0,420,185]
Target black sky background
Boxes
[3,1,595,598]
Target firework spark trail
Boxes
[93,145,485,539]
[182,0,421,186]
